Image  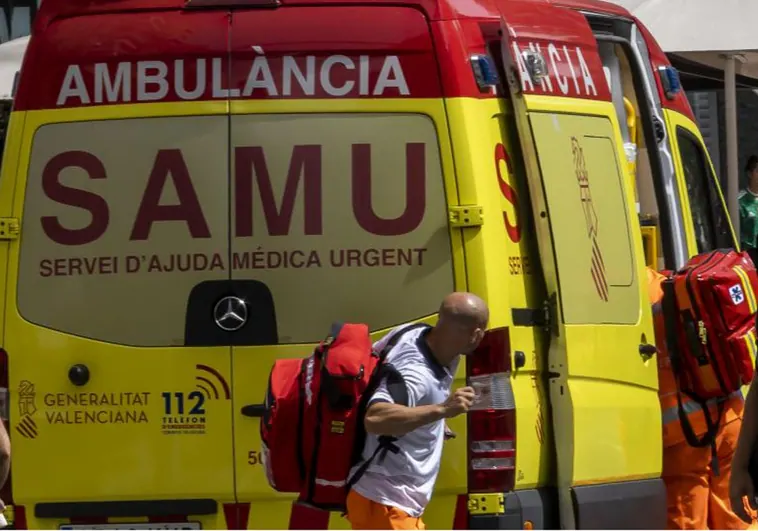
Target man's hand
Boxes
[730,464,757,524]
[441,387,475,418]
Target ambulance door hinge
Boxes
[448,205,484,228]
[511,307,548,328]
[0,218,19,240]
[468,493,505,515]
[512,293,558,337]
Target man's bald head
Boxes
[438,292,489,329]
[427,292,489,362]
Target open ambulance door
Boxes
[496,16,665,529]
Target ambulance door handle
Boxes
[639,343,658,360]
[241,404,265,417]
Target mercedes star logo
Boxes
[214,296,248,331]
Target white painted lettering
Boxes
[512,42,534,92]
[243,56,278,97]
[514,42,598,98]
[575,48,597,96]
[321,55,355,97]
[212,58,240,98]
[94,62,131,104]
[57,65,90,106]
[530,43,553,93]
[55,55,413,105]
[137,61,169,102]
[359,56,370,95]
[548,44,569,95]
[374,56,409,96]
[562,45,580,94]
[283,56,315,96]
[175,58,205,100]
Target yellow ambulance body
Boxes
[0,0,737,528]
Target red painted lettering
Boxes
[328,247,426,267]
[41,151,110,246]
[38,255,118,277]
[495,143,521,243]
[41,141,429,245]
[235,145,322,237]
[352,143,426,236]
[130,149,211,241]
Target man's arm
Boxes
[364,402,445,437]
[364,386,475,437]
[364,364,438,438]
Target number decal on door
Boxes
[162,391,206,415]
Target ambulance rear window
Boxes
[17,113,454,346]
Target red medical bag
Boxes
[259,322,425,511]
[662,249,758,402]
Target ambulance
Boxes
[0,0,735,528]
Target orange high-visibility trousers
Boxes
[663,416,755,530]
[346,490,426,530]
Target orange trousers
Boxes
[346,490,426,530]
[663,417,757,529]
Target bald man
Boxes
[346,292,489,530]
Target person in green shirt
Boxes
[739,155,758,265]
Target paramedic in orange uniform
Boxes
[647,267,750,529]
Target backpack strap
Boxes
[661,279,723,472]
[375,323,430,405]
[376,323,432,362]
[344,323,431,497]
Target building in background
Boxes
[686,88,758,193]
[0,0,38,44]
[0,0,36,168]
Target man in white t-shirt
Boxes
[346,292,489,530]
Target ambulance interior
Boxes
[597,38,668,271]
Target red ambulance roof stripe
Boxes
[18,0,684,110]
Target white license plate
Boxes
[60,523,200,530]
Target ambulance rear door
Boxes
[495,6,664,529]
[5,7,235,528]
[227,5,461,530]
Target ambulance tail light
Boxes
[466,327,516,493]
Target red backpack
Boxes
[260,322,428,511]
[661,249,758,458]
